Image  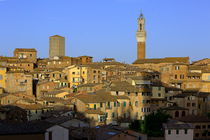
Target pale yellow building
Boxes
[65,65,105,88]
[0,66,7,89]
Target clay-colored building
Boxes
[172,92,209,116]
[178,115,210,140]
[109,81,151,120]
[5,71,33,96]
[36,81,59,97]
[0,94,20,105]
[14,48,37,63]
[71,92,117,126]
[133,57,190,72]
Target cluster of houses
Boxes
[0,48,210,140]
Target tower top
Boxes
[139,12,144,19]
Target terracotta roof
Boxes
[187,72,201,76]
[45,90,67,95]
[85,109,105,115]
[14,48,37,52]
[50,35,64,38]
[75,93,117,103]
[113,95,130,100]
[162,105,188,110]
[133,57,190,64]
[0,121,53,135]
[163,119,194,129]
[13,103,45,110]
[78,83,101,88]
[173,92,210,98]
[110,81,139,92]
[178,115,210,123]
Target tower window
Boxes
[140,24,142,30]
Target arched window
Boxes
[140,24,142,30]
[175,111,179,118]
[182,111,186,117]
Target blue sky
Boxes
[0,0,210,63]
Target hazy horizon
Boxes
[0,0,210,63]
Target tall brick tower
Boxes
[136,13,146,59]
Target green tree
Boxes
[144,110,171,137]
[129,110,171,137]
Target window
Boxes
[195,133,199,137]
[158,87,161,91]
[72,72,75,75]
[135,101,138,107]
[116,91,119,95]
[180,74,185,79]
[202,125,206,129]
[124,113,126,118]
[112,112,115,118]
[140,24,142,30]
[168,130,171,135]
[195,125,201,129]
[123,102,126,107]
[175,75,178,79]
[49,131,52,140]
[135,92,138,96]
[192,103,196,107]
[100,103,103,108]
[202,133,207,136]
[0,75,3,80]
[136,112,138,118]
[114,102,117,107]
[30,54,32,57]
[182,111,186,117]
[158,93,161,97]
[94,104,96,110]
[184,129,188,134]
[176,130,179,134]
[175,111,179,118]
[175,66,180,70]
[127,92,130,96]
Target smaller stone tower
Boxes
[49,35,65,59]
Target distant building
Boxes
[49,35,65,59]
